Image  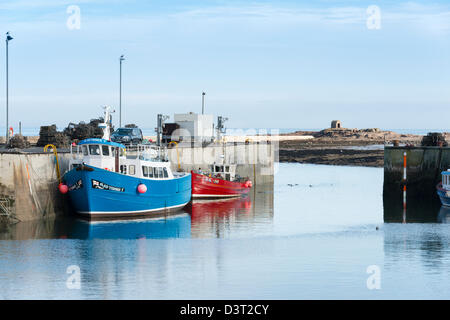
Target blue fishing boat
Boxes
[62,107,191,218]
[437,170,450,207]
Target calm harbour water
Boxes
[1,163,450,299]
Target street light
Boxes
[5,32,13,144]
[202,92,206,115]
[119,54,125,128]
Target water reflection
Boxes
[437,206,450,223]
[69,214,191,239]
[188,197,252,238]
[187,185,274,238]
[383,190,442,223]
[0,184,274,240]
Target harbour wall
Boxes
[383,146,447,222]
[0,142,275,222]
[0,152,74,222]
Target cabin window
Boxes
[225,166,229,172]
[129,165,135,175]
[163,168,168,178]
[215,166,220,172]
[89,145,101,156]
[82,145,88,156]
[148,167,154,178]
[120,165,127,174]
[142,166,149,177]
[157,167,164,178]
[153,167,158,178]
[102,145,110,156]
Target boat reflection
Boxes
[68,213,191,239]
[437,206,450,223]
[186,196,253,238]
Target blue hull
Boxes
[63,165,191,218]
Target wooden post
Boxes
[403,152,407,223]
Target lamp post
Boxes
[119,54,125,127]
[202,92,206,115]
[5,32,13,144]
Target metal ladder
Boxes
[0,196,18,221]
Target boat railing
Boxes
[126,144,169,162]
[69,144,83,159]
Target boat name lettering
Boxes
[204,177,220,184]
[91,179,125,192]
[68,179,83,191]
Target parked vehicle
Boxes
[111,127,143,144]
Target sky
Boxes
[1,0,450,131]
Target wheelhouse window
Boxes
[82,145,88,156]
[157,167,164,178]
[163,168,168,178]
[102,145,110,156]
[142,166,149,177]
[153,167,158,178]
[89,145,100,156]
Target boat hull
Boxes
[191,171,251,198]
[63,165,191,218]
[437,183,450,207]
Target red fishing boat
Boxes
[191,164,252,198]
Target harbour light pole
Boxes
[119,54,125,127]
[5,32,13,144]
[202,92,206,115]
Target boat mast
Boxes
[101,106,113,141]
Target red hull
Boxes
[191,171,251,198]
